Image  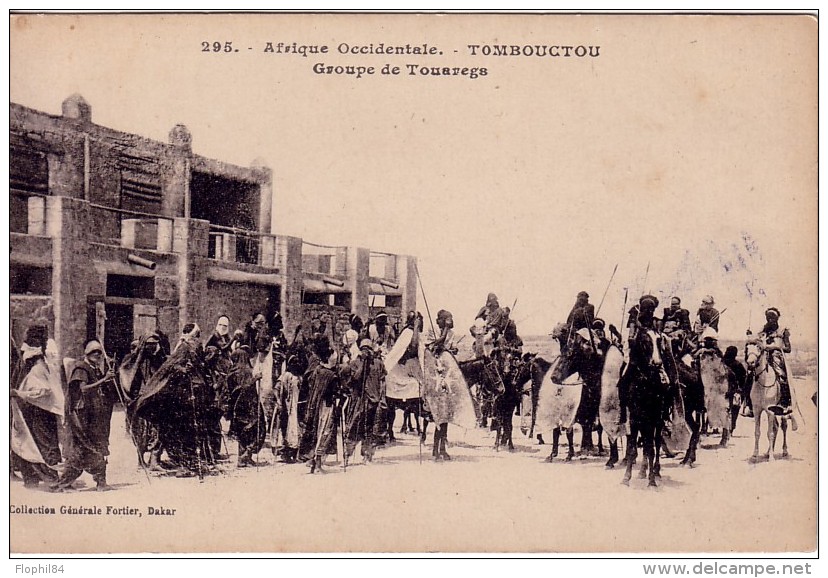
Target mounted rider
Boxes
[564,291,595,347]
[474,293,508,343]
[692,295,720,347]
[619,295,669,425]
[746,307,793,417]
[662,296,692,356]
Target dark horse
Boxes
[513,353,553,444]
[386,397,422,442]
[489,347,524,451]
[661,343,704,467]
[622,329,671,487]
[544,329,604,461]
[457,356,505,432]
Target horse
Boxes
[490,347,524,451]
[457,356,505,430]
[622,329,670,487]
[536,328,603,462]
[598,343,625,468]
[661,343,705,467]
[697,346,734,448]
[745,342,790,461]
[513,353,553,444]
[118,333,169,468]
[385,397,422,441]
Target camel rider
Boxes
[746,307,793,416]
[692,295,720,346]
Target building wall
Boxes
[204,279,280,337]
[9,96,416,359]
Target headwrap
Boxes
[765,307,781,319]
[702,295,715,306]
[181,323,201,342]
[639,295,659,311]
[24,325,48,350]
[84,340,104,355]
[215,315,230,336]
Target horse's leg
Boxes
[752,410,762,461]
[387,404,397,443]
[597,423,606,456]
[494,420,502,451]
[414,403,422,436]
[421,419,429,444]
[552,427,560,457]
[565,429,575,461]
[646,431,658,487]
[688,410,702,466]
[622,432,637,485]
[606,438,619,469]
[719,427,729,448]
[653,426,662,479]
[766,414,777,462]
[400,407,408,433]
[579,423,592,457]
[781,418,789,458]
[505,403,515,451]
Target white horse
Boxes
[745,342,791,461]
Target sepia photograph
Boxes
[6,11,819,558]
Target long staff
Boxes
[413,262,438,466]
[595,264,618,317]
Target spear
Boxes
[641,261,651,297]
[596,264,619,317]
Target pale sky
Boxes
[9,13,818,342]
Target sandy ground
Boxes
[10,377,817,555]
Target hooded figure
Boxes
[227,347,266,467]
[10,325,63,487]
[55,340,118,491]
[299,336,341,472]
[475,293,507,335]
[340,337,387,463]
[134,324,215,476]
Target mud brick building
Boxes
[9,95,417,360]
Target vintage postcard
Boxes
[7,12,818,556]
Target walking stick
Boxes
[186,369,206,482]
